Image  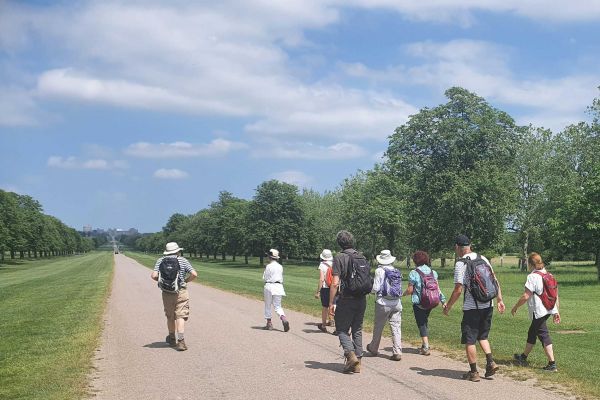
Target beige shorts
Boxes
[162,289,190,321]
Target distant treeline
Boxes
[0,190,95,260]
[134,87,598,280]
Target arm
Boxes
[315,269,325,298]
[328,275,340,315]
[151,258,161,281]
[371,268,383,294]
[185,270,198,283]
[443,283,463,315]
[553,295,561,324]
[493,272,506,313]
[402,283,414,297]
[151,271,159,281]
[511,288,532,316]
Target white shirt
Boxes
[371,265,402,308]
[525,268,558,319]
[318,261,331,289]
[263,260,286,296]
[454,252,495,310]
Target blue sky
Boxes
[1,1,600,232]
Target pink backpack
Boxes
[416,268,441,310]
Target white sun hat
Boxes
[268,249,280,259]
[320,249,333,261]
[376,249,396,265]
[163,242,183,255]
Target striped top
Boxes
[453,252,495,310]
[154,255,195,289]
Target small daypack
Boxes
[158,257,181,293]
[463,255,498,306]
[380,268,402,298]
[416,268,441,310]
[324,262,334,287]
[533,270,558,310]
[342,252,373,297]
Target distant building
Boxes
[83,225,92,233]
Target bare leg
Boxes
[543,344,555,362]
[466,344,477,364]
[175,318,185,334]
[479,339,492,354]
[522,342,534,356]
[422,336,429,348]
[321,307,328,325]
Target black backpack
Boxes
[342,252,373,297]
[462,255,498,306]
[158,257,181,293]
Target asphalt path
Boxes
[89,254,574,400]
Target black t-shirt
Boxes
[332,248,359,280]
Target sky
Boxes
[1,1,600,233]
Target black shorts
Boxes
[319,287,330,308]
[461,307,493,345]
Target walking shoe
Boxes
[366,343,378,356]
[352,358,361,373]
[176,339,187,351]
[263,321,273,330]
[485,361,499,378]
[513,353,529,366]
[317,323,328,333]
[282,319,290,332]
[390,353,402,361]
[463,371,481,382]
[332,330,339,336]
[419,347,431,356]
[165,334,176,347]
[343,351,359,374]
[327,319,335,327]
[542,363,558,372]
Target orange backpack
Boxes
[324,263,334,287]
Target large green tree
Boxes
[386,87,521,260]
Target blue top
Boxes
[408,265,446,306]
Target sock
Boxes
[485,353,494,365]
[168,332,175,338]
[177,333,184,341]
[549,360,556,365]
[469,363,477,373]
[280,315,287,321]
[422,344,429,350]
[521,353,528,359]
[266,318,272,323]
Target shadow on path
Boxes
[304,360,343,373]
[382,346,420,355]
[250,326,284,332]
[410,366,464,380]
[143,342,173,349]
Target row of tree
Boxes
[135,87,600,279]
[0,190,95,260]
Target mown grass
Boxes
[0,252,113,400]
[128,252,599,399]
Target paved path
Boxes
[89,254,574,400]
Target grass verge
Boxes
[0,252,113,400]
[128,252,598,399]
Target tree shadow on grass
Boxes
[410,366,464,380]
[304,360,343,373]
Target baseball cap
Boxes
[455,234,471,246]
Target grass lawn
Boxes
[0,252,113,400]
[128,252,599,399]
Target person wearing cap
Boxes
[366,250,403,361]
[262,249,290,332]
[151,242,197,351]
[444,234,505,382]
[315,249,335,333]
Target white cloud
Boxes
[270,170,313,187]
[153,168,189,180]
[47,156,128,170]
[257,141,367,160]
[124,139,247,158]
[0,184,22,194]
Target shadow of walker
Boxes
[143,341,173,349]
[410,366,464,380]
[304,360,344,373]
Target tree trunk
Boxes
[521,231,529,272]
[596,248,600,281]
[441,258,446,268]
[259,255,264,265]
[20,251,24,259]
[28,250,31,258]
[222,252,226,261]
[10,250,15,259]
[244,254,248,264]
[213,252,217,260]
[406,254,411,269]
[232,254,236,262]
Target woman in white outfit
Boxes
[366,250,403,361]
[263,249,290,332]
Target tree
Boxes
[299,189,343,259]
[386,87,521,262]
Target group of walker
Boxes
[151,231,560,382]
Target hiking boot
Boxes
[485,361,499,378]
[317,323,328,333]
[165,334,176,347]
[343,351,359,374]
[513,353,529,366]
[353,358,361,373]
[327,319,335,327]
[282,319,290,332]
[542,363,558,372]
[366,343,378,356]
[390,353,402,361]
[463,371,481,382]
[419,347,431,356]
[176,339,187,351]
[332,330,339,336]
[264,321,273,330]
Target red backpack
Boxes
[533,270,558,310]
[324,263,334,287]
